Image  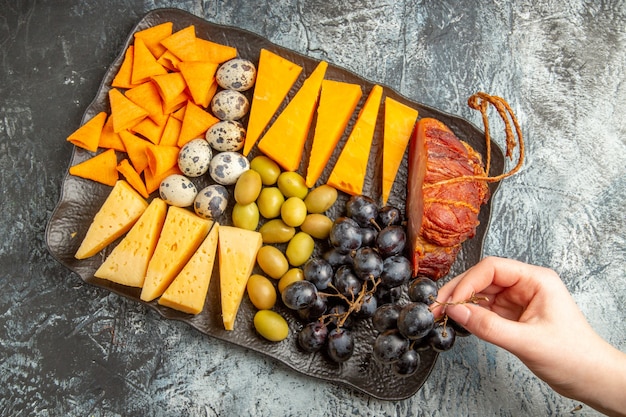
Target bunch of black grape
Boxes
[281,195,416,364]
[371,276,471,376]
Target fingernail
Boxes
[446,303,471,326]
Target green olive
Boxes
[277,171,308,199]
[247,274,277,310]
[232,202,259,230]
[250,155,281,186]
[285,232,315,267]
[256,245,289,279]
[280,197,307,227]
[253,310,289,342]
[256,187,284,219]
[304,185,338,213]
[300,213,333,239]
[278,268,304,293]
[234,169,262,205]
[259,219,296,244]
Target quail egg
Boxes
[177,138,213,177]
[211,90,250,121]
[194,184,229,220]
[209,151,250,185]
[205,120,246,152]
[159,174,198,207]
[215,58,257,91]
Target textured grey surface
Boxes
[1,0,624,416]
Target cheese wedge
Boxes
[94,198,167,287]
[75,180,148,259]
[382,97,419,205]
[305,80,362,188]
[140,206,212,302]
[158,222,219,314]
[326,85,384,196]
[218,226,263,330]
[243,49,303,156]
[257,60,328,171]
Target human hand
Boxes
[432,256,626,417]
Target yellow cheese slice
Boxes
[140,206,212,302]
[158,222,219,314]
[243,49,303,156]
[94,198,167,287]
[326,85,384,196]
[305,80,362,188]
[218,226,263,330]
[257,60,328,172]
[382,97,419,205]
[75,180,148,259]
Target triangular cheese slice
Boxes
[305,80,362,188]
[69,148,119,186]
[66,111,107,152]
[243,49,303,156]
[326,84,383,196]
[218,226,262,330]
[94,198,167,287]
[140,206,212,302]
[381,97,419,205]
[75,180,148,259]
[257,61,328,171]
[158,222,219,314]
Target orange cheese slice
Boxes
[305,80,362,188]
[381,97,419,205]
[94,198,167,287]
[75,180,148,259]
[257,60,328,171]
[243,49,303,156]
[218,226,263,330]
[326,84,383,196]
[140,206,212,302]
[158,222,219,314]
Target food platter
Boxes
[45,8,504,400]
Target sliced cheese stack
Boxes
[257,60,328,172]
[381,97,419,205]
[218,226,263,330]
[244,49,303,156]
[158,222,219,314]
[75,180,148,259]
[94,197,167,286]
[305,79,362,188]
[140,206,212,302]
[327,85,384,196]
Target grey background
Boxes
[1,0,625,416]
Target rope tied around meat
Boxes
[423,92,525,191]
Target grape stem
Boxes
[430,292,489,337]
[319,276,381,328]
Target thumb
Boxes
[445,303,525,352]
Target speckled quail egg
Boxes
[215,58,257,91]
[159,174,198,207]
[205,120,246,152]
[208,151,250,185]
[177,138,213,177]
[194,184,229,220]
[211,89,250,121]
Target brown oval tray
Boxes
[45,8,504,400]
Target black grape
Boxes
[327,328,354,363]
[397,302,434,340]
[298,321,329,353]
